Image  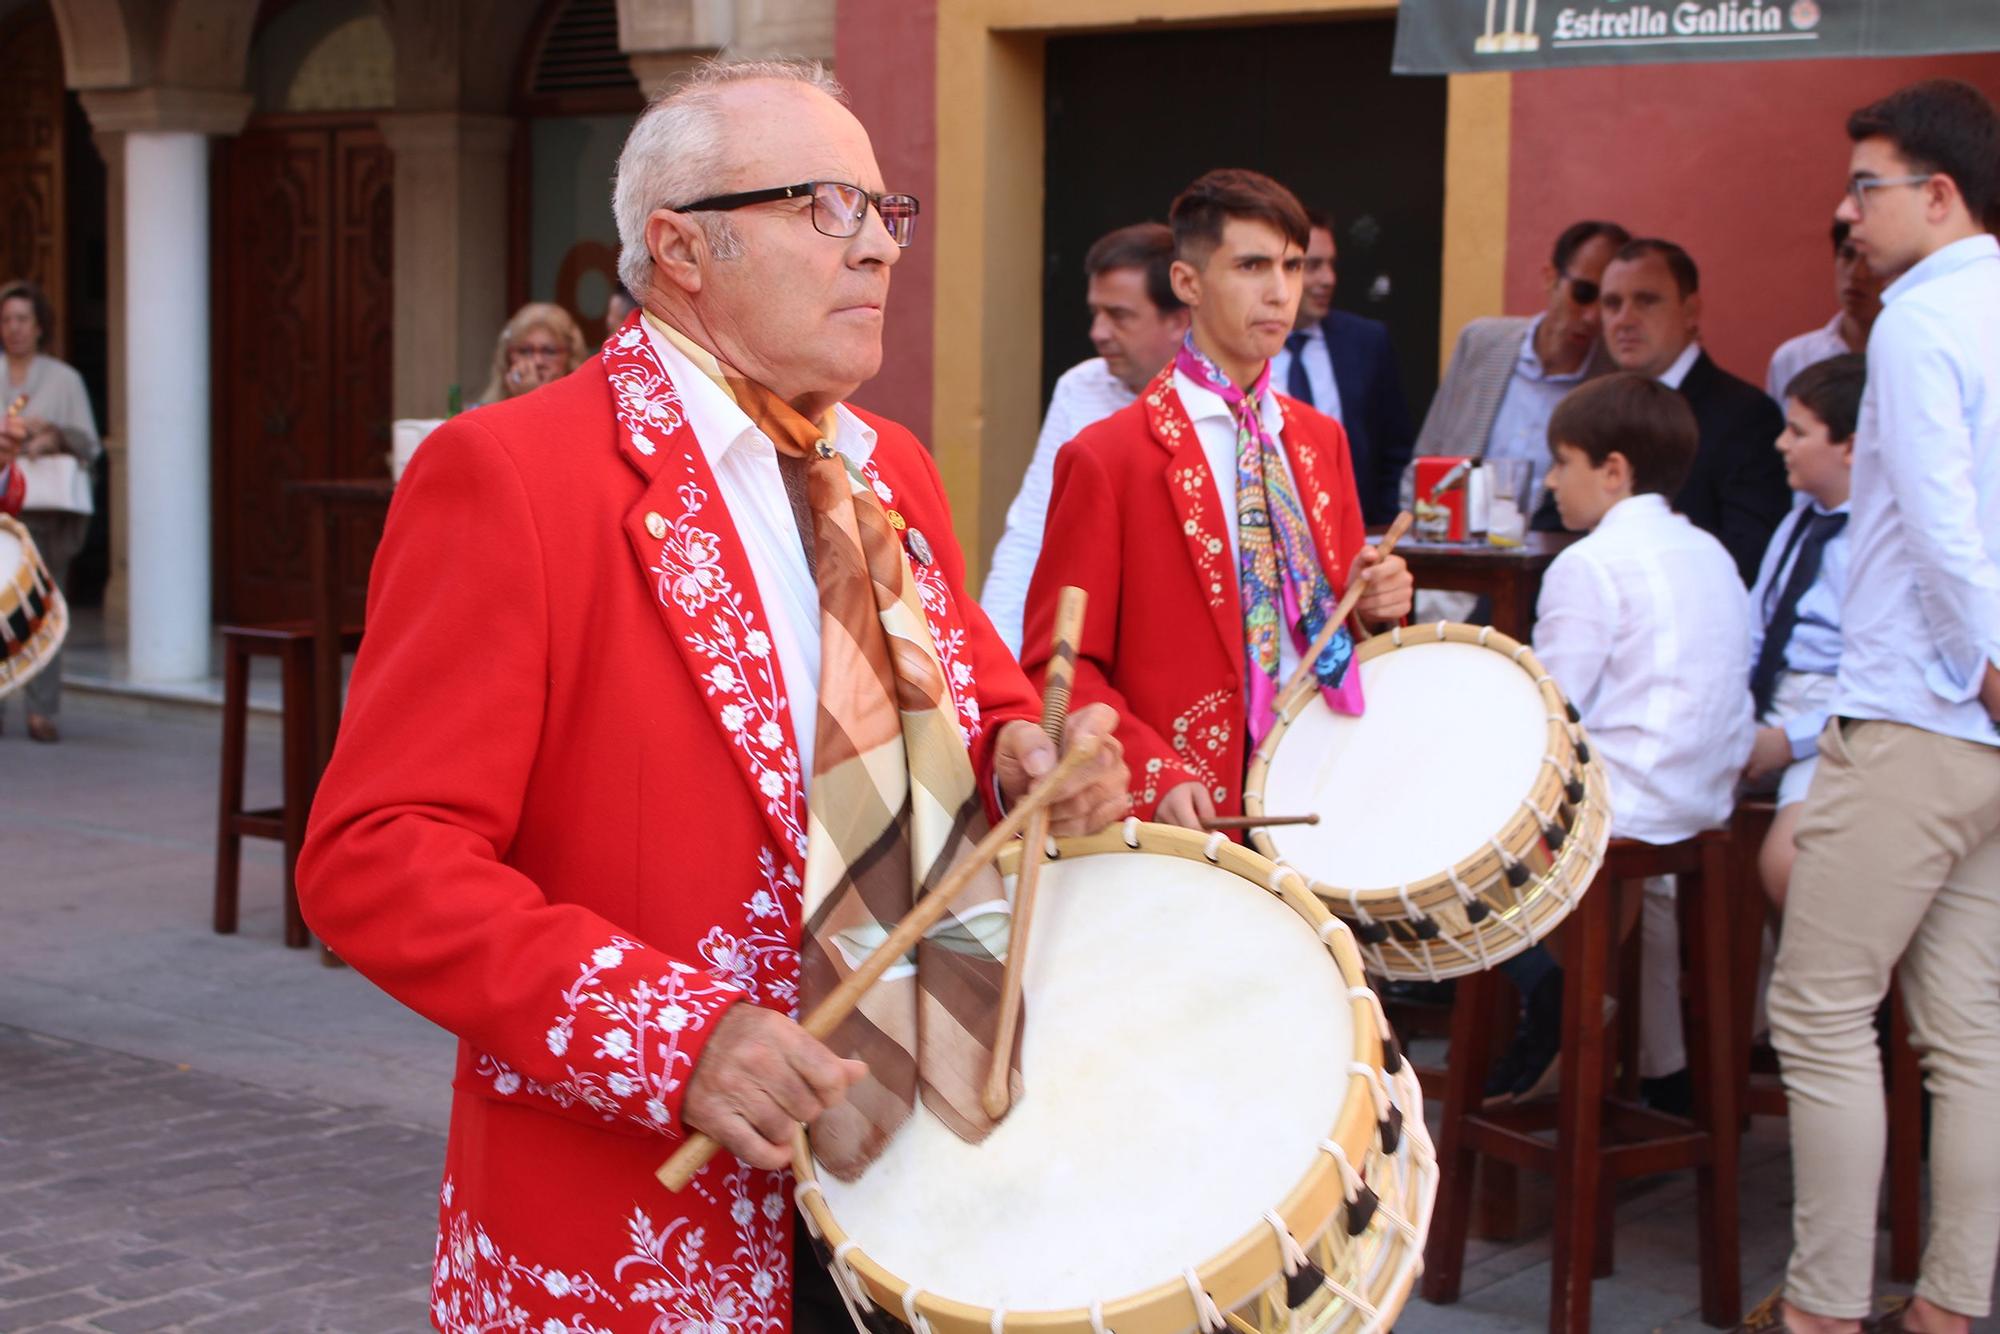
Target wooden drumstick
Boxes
[982,586,1088,1119]
[655,733,1105,1192]
[1280,510,1413,701]
[1201,813,1321,831]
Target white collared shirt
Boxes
[643,319,879,778]
[1766,313,1851,404]
[1534,493,1753,842]
[1656,339,1702,390]
[1835,233,2000,747]
[1269,325,1344,422]
[981,356,1136,654]
[1176,366,1309,683]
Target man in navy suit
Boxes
[1270,208,1414,524]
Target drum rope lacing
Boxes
[794,1178,893,1327]
[1182,1267,1227,1333]
[901,1284,934,1334]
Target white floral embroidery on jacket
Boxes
[432,1164,791,1334]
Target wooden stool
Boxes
[1423,832,1741,1333]
[1729,799,1924,1283]
[214,622,358,949]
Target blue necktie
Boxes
[1283,331,1314,406]
[1749,508,1846,717]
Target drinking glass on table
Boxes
[1485,459,1533,545]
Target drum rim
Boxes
[1353,762,1613,981]
[0,513,68,696]
[1246,624,1602,902]
[790,821,1404,1333]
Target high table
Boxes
[1392,530,1578,640]
[285,477,395,780]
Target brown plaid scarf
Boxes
[655,319,1018,1180]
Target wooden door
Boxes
[0,5,66,344]
[215,120,393,624]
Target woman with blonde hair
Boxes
[479,302,587,405]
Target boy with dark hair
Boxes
[1023,168,1412,829]
[1483,373,1752,1104]
[1741,355,1863,910]
[1761,78,2000,1334]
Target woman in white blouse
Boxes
[2,279,101,743]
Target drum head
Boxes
[812,847,1355,1313]
[1261,641,1549,890]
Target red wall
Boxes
[1505,54,2000,392]
[837,0,939,439]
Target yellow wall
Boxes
[934,0,1511,579]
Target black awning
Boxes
[1394,0,2000,74]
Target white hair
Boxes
[613,58,848,296]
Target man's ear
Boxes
[647,209,707,296]
[1169,258,1202,310]
[1541,261,1560,296]
[1682,290,1704,341]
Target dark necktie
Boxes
[1283,331,1314,406]
[1749,508,1847,717]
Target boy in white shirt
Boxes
[1484,372,1752,1106]
[1741,355,1862,909]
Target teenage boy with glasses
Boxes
[1754,78,2000,1334]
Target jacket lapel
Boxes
[1277,398,1356,597]
[602,325,809,866]
[1142,367,1244,671]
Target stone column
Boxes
[79,88,250,683]
[376,113,515,418]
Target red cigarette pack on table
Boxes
[1413,456,1472,543]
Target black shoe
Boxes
[1640,1066,1694,1117]
[1485,966,1564,1101]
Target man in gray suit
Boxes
[1415,220,1631,511]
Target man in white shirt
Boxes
[981,222,1188,653]
[1271,208,1412,524]
[1766,79,2000,1334]
[1763,220,1883,405]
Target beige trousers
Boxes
[1769,718,2000,1319]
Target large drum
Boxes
[793,821,1435,1334]
[1246,622,1612,982]
[0,514,67,700]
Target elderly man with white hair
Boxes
[299,60,1127,1334]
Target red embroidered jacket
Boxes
[298,325,1038,1334]
[1023,365,1367,821]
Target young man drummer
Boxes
[1022,169,1412,828]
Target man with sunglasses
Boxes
[298,59,1127,1334]
[1414,219,1630,515]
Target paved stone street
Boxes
[0,1027,438,1332]
[0,693,1988,1332]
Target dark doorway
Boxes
[0,2,111,606]
[213,118,393,624]
[1042,16,1446,418]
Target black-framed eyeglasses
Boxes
[1562,272,1601,305]
[674,180,920,247]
